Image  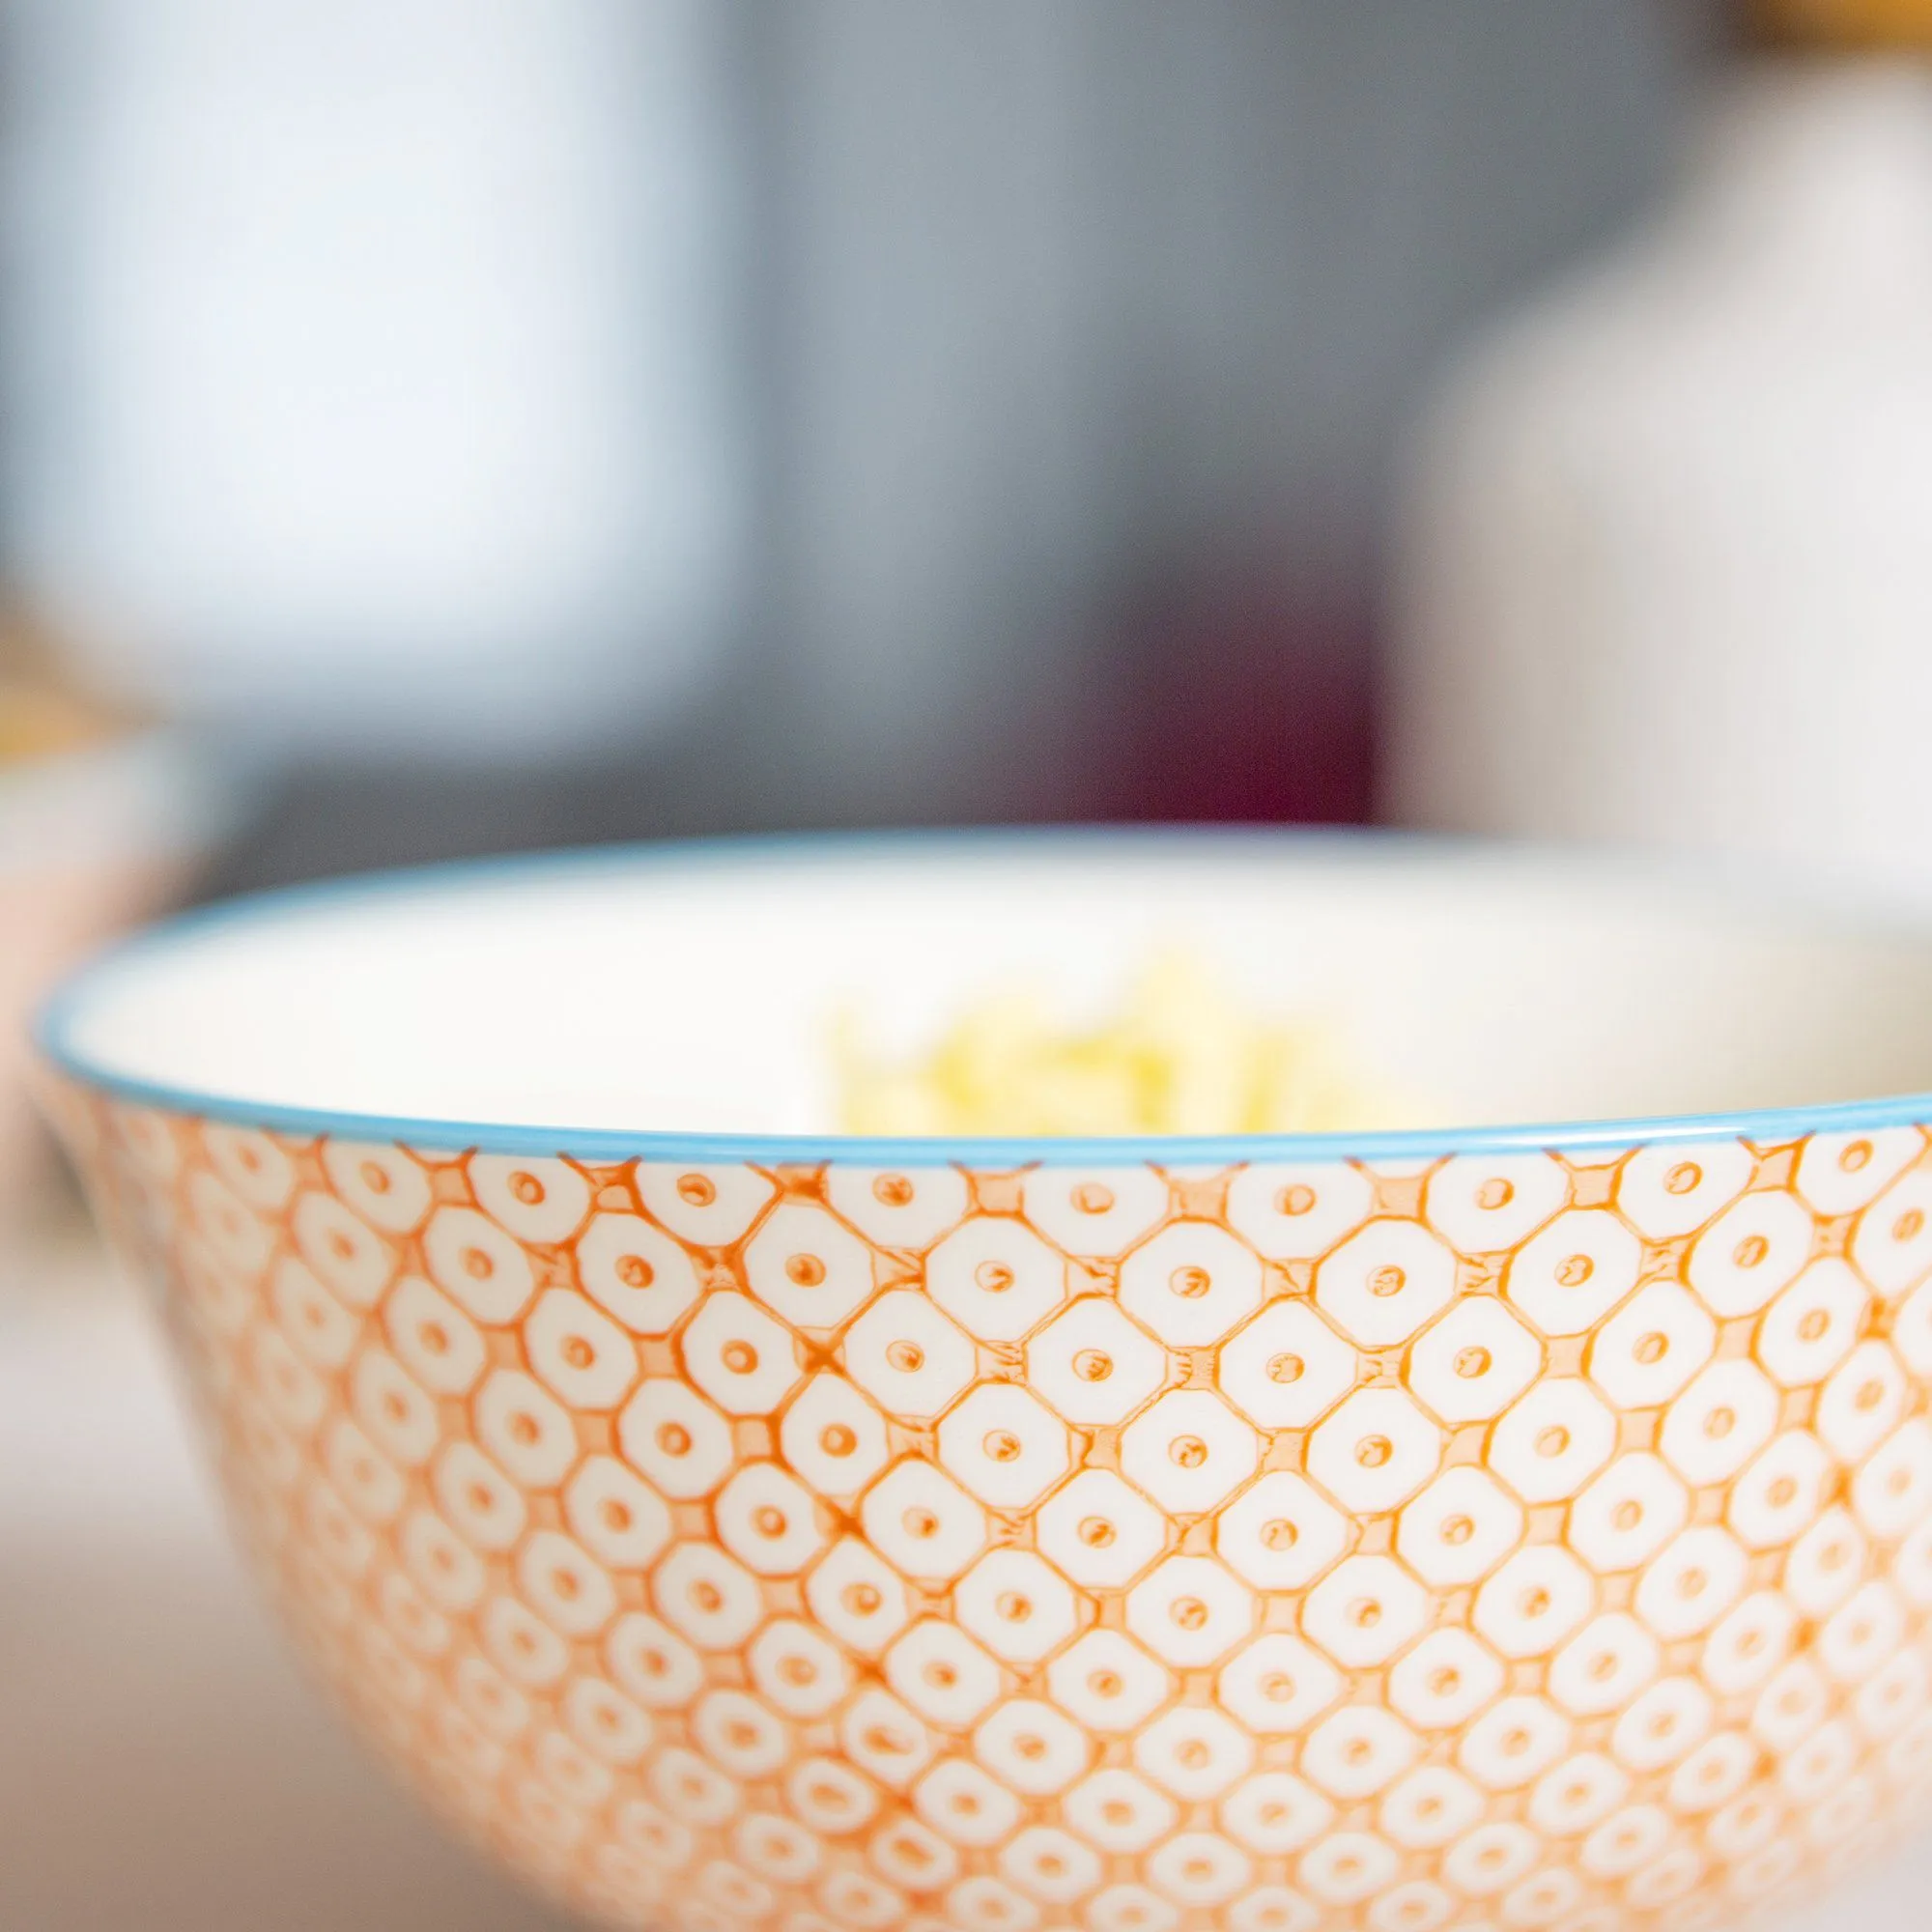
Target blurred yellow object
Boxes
[0,682,117,763]
[1759,0,1932,43]
[838,952,1402,1136]
[0,607,128,765]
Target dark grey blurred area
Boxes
[197,0,1727,895]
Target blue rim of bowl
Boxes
[33,824,1932,1167]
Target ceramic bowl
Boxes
[35,833,1932,1932]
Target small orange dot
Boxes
[785,1253,827,1287]
[1704,1406,1736,1438]
[1171,1597,1208,1631]
[1073,1349,1114,1382]
[964,1252,1023,1294]
[1454,1346,1492,1379]
[983,1430,1022,1463]
[1556,1253,1594,1288]
[753,1505,788,1539]
[1368,1264,1406,1298]
[676,1174,716,1207]
[1663,1161,1702,1196]
[1733,1234,1770,1270]
[1895,1208,1925,1243]
[1613,1498,1643,1531]
[1798,1308,1831,1342]
[902,1506,940,1540]
[1079,1516,1117,1548]
[1356,1435,1393,1469]
[1267,1352,1305,1385]
[1441,1514,1475,1547]
[1277,1183,1317,1216]
[360,1161,392,1195]
[561,1335,594,1371]
[886,1339,924,1373]
[657,1421,693,1457]
[1172,1435,1209,1469]
[1072,1181,1115,1214]
[721,1340,758,1375]
[1840,1140,1874,1173]
[1536,1425,1571,1459]
[1634,1331,1669,1366]
[1262,1517,1300,1550]
[1477,1177,1515,1210]
[509,1171,546,1206]
[616,1253,655,1289]
[997,1592,1034,1624]
[461,1246,493,1280]
[873,1174,914,1207]
[1170,1265,1212,1299]
[842,1581,882,1615]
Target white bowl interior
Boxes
[48,838,1932,1138]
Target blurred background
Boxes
[1,0,1725,885]
[19,0,1932,1923]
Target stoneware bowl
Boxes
[35,833,1932,1932]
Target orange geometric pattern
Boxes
[51,1091,1932,1932]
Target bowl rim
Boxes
[33,824,1932,1167]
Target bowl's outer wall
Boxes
[48,1082,1932,1932]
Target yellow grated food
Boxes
[836,951,1407,1137]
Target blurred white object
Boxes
[1389,56,1932,898]
[0,730,230,1226]
[1,0,745,755]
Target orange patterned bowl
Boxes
[34,832,1932,1932]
